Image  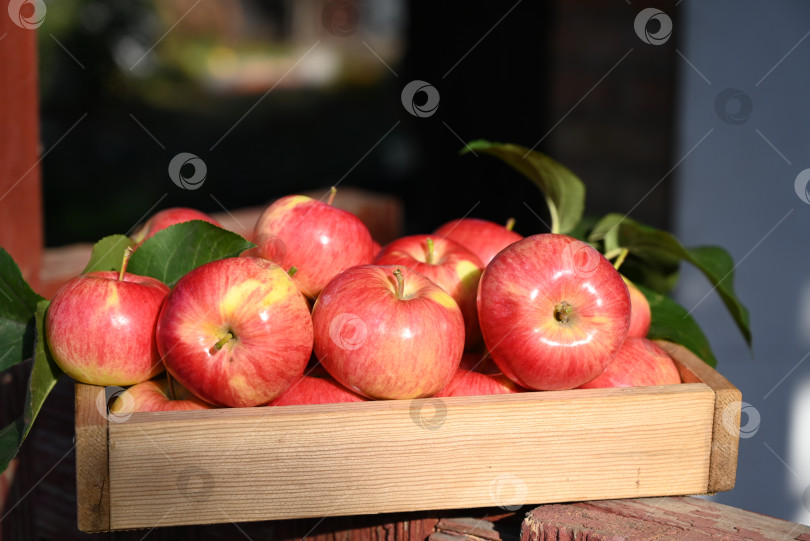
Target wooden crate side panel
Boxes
[657,341,742,492]
[106,385,715,530]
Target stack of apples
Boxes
[45,193,681,413]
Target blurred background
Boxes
[2,0,810,537]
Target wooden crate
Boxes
[74,342,741,533]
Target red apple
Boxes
[311,265,465,399]
[156,257,313,408]
[46,270,169,386]
[374,235,483,349]
[477,234,631,390]
[132,207,221,247]
[269,375,367,406]
[434,369,524,397]
[623,276,652,338]
[112,377,214,413]
[434,217,523,266]
[579,338,681,389]
[252,191,375,298]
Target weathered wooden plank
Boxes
[74,383,109,532]
[521,496,810,540]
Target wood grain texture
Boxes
[657,340,742,492]
[100,383,714,530]
[520,496,810,540]
[74,383,109,532]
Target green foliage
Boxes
[463,140,585,235]
[128,221,255,287]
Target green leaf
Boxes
[637,284,717,368]
[463,140,586,235]
[82,234,132,274]
[128,221,254,287]
[0,248,45,371]
[0,300,64,473]
[589,214,751,347]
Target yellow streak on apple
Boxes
[219,279,293,317]
[105,285,120,308]
[427,290,458,310]
[455,260,480,289]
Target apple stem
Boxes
[288,266,298,277]
[505,217,516,231]
[209,332,233,355]
[612,248,629,271]
[327,186,337,206]
[425,238,435,264]
[554,301,573,324]
[166,372,177,401]
[118,246,134,282]
[393,268,405,299]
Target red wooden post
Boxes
[0,4,43,292]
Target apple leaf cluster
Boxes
[465,140,751,368]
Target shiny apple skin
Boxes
[253,195,375,299]
[578,338,681,389]
[622,276,652,338]
[374,235,484,349]
[311,265,465,400]
[269,375,367,406]
[114,377,214,413]
[434,218,523,266]
[434,369,525,397]
[477,234,631,390]
[156,257,313,408]
[46,271,169,386]
[132,208,221,247]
